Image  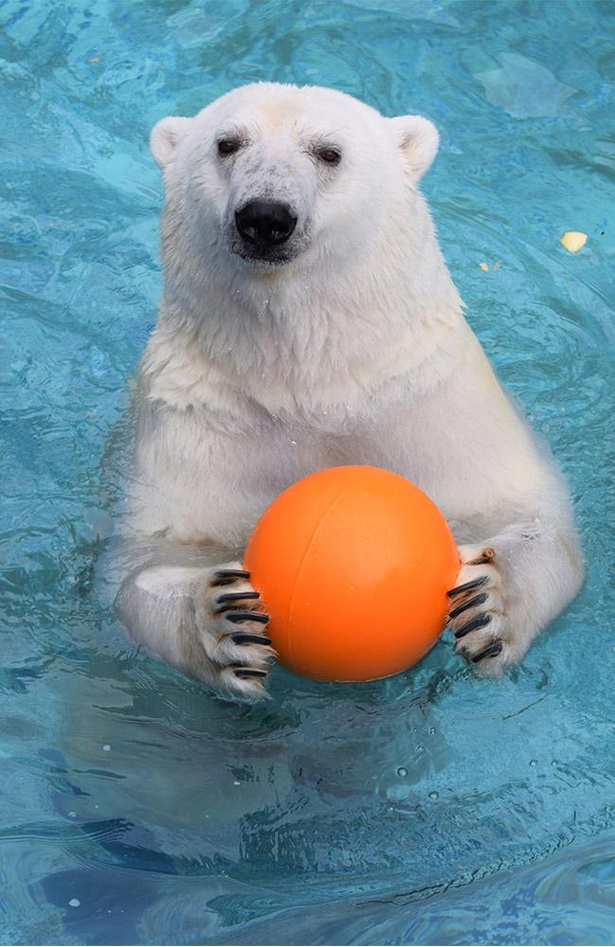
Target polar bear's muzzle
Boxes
[233,199,299,264]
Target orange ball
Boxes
[243,466,460,682]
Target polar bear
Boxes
[113,82,584,702]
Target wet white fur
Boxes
[113,82,584,701]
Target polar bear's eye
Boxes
[314,146,342,166]
[217,138,241,157]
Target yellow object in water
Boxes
[560,231,588,253]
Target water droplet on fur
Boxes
[396,767,408,778]
[529,759,537,767]
[429,791,439,800]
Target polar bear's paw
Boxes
[447,545,511,676]
[197,565,275,701]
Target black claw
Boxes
[471,640,504,663]
[225,610,269,625]
[448,591,488,620]
[232,634,272,647]
[211,569,251,587]
[447,575,488,599]
[453,612,492,639]
[234,667,268,680]
[216,590,260,611]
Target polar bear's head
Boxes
[151,83,439,274]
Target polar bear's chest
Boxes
[131,404,353,548]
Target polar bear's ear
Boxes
[150,116,192,170]
[389,115,439,181]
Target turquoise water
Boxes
[1,0,614,944]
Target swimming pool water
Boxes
[1,1,614,944]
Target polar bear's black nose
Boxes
[235,200,297,247]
